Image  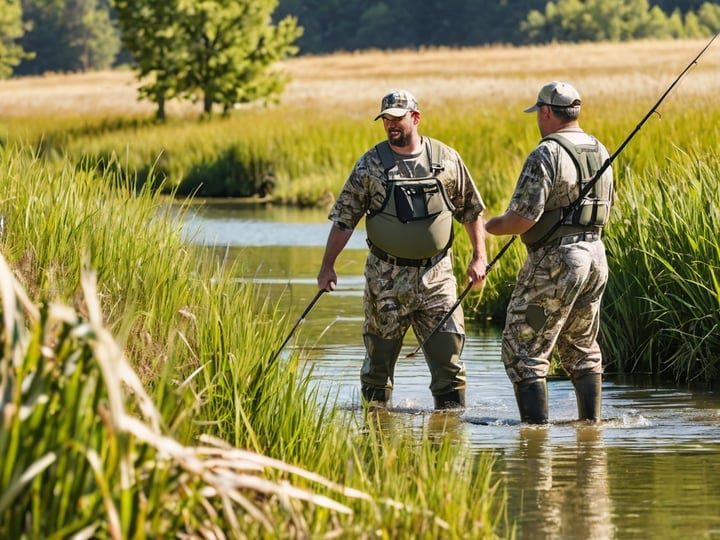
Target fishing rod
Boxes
[270,288,326,363]
[407,32,719,360]
[531,31,720,248]
[406,235,516,359]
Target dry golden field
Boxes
[1,39,719,118]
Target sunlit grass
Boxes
[602,149,720,381]
[0,142,507,536]
[1,36,719,534]
[0,249,368,537]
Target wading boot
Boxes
[573,372,602,422]
[433,388,466,410]
[361,386,392,409]
[514,379,549,424]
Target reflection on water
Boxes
[183,202,720,540]
[502,426,614,540]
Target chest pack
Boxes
[365,138,455,261]
[522,132,613,247]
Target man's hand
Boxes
[317,266,337,292]
[467,254,487,289]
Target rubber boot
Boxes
[433,388,466,410]
[573,372,602,422]
[514,379,549,424]
[361,386,392,408]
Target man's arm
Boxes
[485,210,536,236]
[317,223,354,291]
[464,214,488,289]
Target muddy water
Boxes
[182,201,720,539]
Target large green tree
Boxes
[178,0,302,115]
[0,0,30,78]
[114,0,302,118]
[113,0,185,120]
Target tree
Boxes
[114,0,302,118]
[176,0,302,115]
[65,0,120,70]
[0,0,30,78]
[113,0,185,120]
[696,1,720,32]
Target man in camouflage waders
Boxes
[486,81,614,423]
[316,90,487,410]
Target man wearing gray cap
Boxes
[485,81,614,423]
[317,89,487,410]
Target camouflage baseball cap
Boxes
[374,89,419,120]
[524,81,581,113]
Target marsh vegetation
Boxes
[0,38,719,536]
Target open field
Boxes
[2,39,719,118]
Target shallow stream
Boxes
[182,201,720,539]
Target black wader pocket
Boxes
[395,184,440,223]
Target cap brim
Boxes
[523,104,539,113]
[374,107,411,120]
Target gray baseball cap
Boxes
[524,81,581,113]
[374,90,419,120]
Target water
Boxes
[182,201,720,539]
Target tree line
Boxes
[1,0,719,118]
[276,0,720,53]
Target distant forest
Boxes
[275,0,717,53]
[5,0,720,78]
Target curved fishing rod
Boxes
[270,288,326,363]
[406,32,719,360]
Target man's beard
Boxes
[388,129,410,147]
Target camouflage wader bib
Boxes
[503,131,613,383]
[361,139,466,396]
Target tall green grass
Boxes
[0,142,507,536]
[0,251,370,538]
[602,149,720,382]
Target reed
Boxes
[602,148,720,381]
[0,249,367,538]
[0,142,506,536]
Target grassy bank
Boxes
[0,143,506,537]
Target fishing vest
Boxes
[522,132,613,248]
[366,138,455,260]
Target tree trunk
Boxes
[155,93,166,122]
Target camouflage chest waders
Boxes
[361,139,467,409]
[503,132,613,423]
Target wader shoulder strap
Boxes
[375,140,396,175]
[425,137,445,173]
[541,132,601,189]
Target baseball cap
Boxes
[374,90,419,120]
[524,81,581,113]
